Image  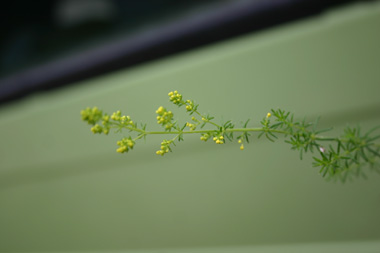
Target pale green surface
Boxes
[1,2,380,252]
[42,240,380,253]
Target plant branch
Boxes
[80,90,380,183]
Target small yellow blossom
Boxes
[156,106,164,114]
[186,122,196,130]
[111,110,122,121]
[102,115,109,122]
[116,137,135,154]
[156,139,172,156]
[117,146,127,153]
[91,124,103,134]
[156,106,174,130]
[168,91,183,105]
[200,134,209,141]
[81,106,103,125]
[215,139,224,144]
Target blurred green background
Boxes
[1,2,380,252]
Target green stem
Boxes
[315,137,338,141]
[194,110,221,128]
[133,127,291,136]
[118,123,377,149]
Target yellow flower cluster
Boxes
[101,114,110,134]
[111,111,134,127]
[156,106,174,130]
[111,110,122,120]
[200,133,210,141]
[81,107,110,134]
[168,90,195,113]
[186,122,196,131]
[90,124,103,134]
[213,136,224,144]
[168,90,183,105]
[185,100,194,112]
[116,137,135,153]
[81,106,103,125]
[102,115,110,123]
[156,140,172,156]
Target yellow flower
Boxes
[215,139,224,144]
[156,106,164,114]
[200,134,209,141]
[90,124,102,134]
[117,146,127,153]
[102,115,109,122]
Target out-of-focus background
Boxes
[1,1,380,252]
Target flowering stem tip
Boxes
[81,91,380,182]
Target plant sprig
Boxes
[81,90,380,182]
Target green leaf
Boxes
[367,135,380,142]
[366,146,380,157]
[322,166,329,177]
[364,125,380,138]
[313,157,323,164]
[315,127,333,134]
[244,132,251,143]
[270,122,282,129]
[265,133,275,142]
[243,119,250,128]
[360,148,369,162]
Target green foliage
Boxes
[81,91,380,182]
